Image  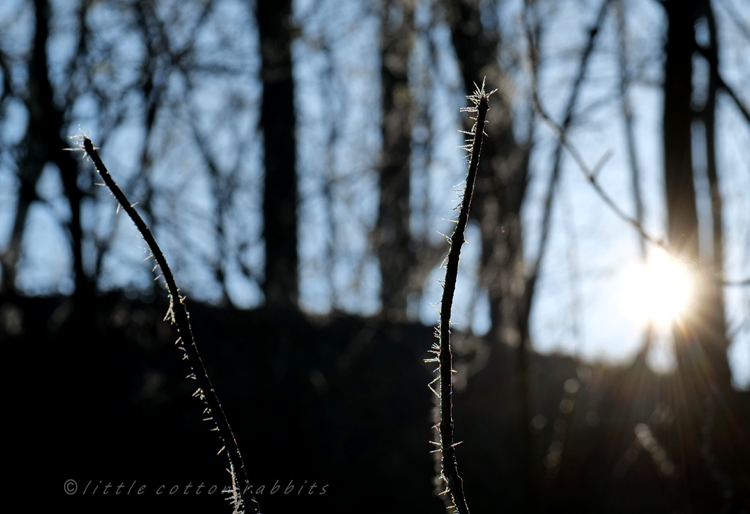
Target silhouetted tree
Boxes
[257,0,299,309]
[375,0,416,320]
[662,1,749,509]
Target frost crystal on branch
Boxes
[429,78,494,514]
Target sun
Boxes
[622,249,695,329]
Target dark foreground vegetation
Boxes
[12,290,743,513]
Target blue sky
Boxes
[1,0,748,387]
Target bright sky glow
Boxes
[622,249,695,331]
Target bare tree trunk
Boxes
[662,5,707,509]
[662,1,699,259]
[257,0,299,309]
[375,0,416,321]
[661,1,746,510]
[701,2,728,347]
[698,2,749,509]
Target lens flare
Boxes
[622,250,694,330]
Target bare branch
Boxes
[431,80,495,514]
[695,45,750,128]
[523,0,613,317]
[77,136,261,514]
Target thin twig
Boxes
[523,0,612,324]
[427,79,495,514]
[616,0,647,258]
[528,70,750,288]
[75,136,260,514]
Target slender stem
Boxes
[436,82,492,514]
[80,137,260,514]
